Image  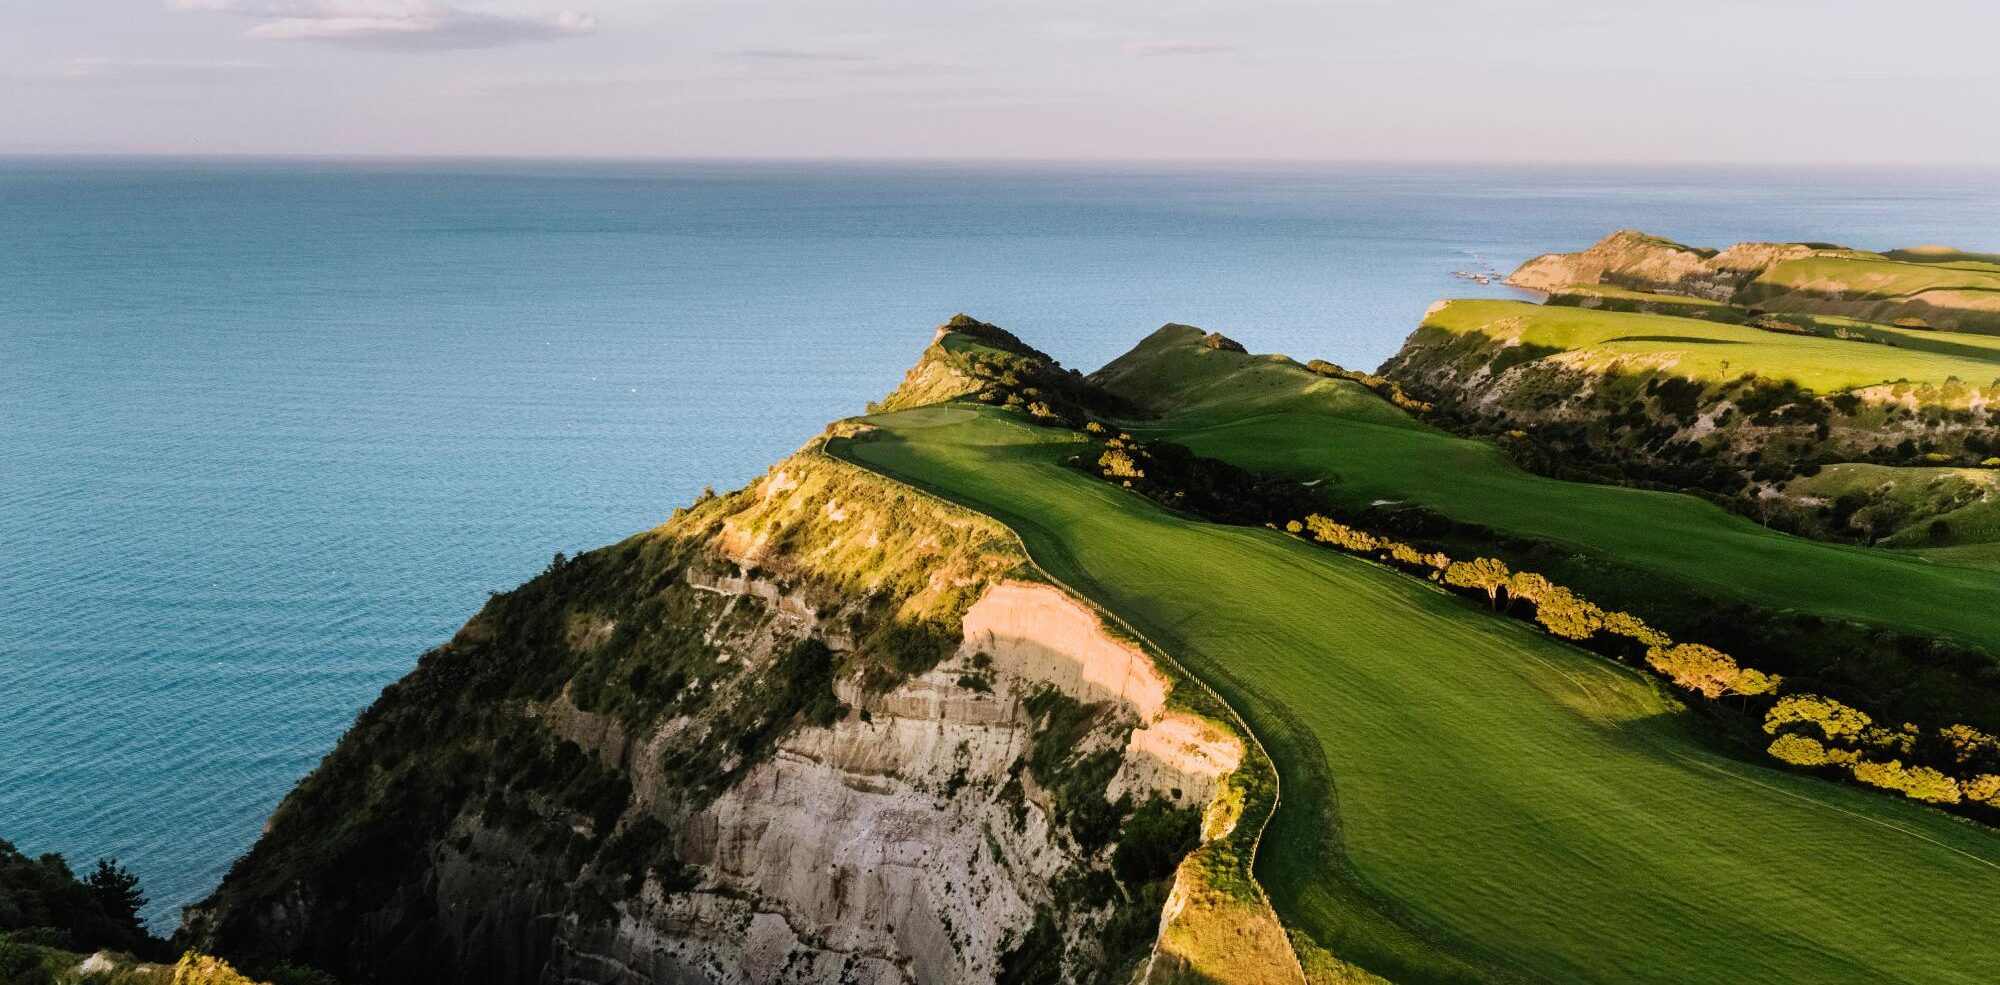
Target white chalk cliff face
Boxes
[527,577,1243,985]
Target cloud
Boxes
[167,0,596,50]
[1124,40,1236,57]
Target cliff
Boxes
[1509,230,2000,335]
[1380,298,2000,543]
[182,320,1285,985]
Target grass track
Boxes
[832,405,2000,985]
[1095,329,2000,653]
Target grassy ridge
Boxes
[1093,327,2000,654]
[1418,299,2000,392]
[831,405,2000,985]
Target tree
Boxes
[1601,610,1670,648]
[1503,571,1555,607]
[1850,759,1962,805]
[1964,774,2000,804]
[1940,723,2000,768]
[1645,643,1776,699]
[1768,733,1854,768]
[1530,586,1604,641]
[1443,557,1511,607]
[1764,694,1871,742]
[87,858,146,928]
[1099,448,1145,480]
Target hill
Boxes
[1509,229,2000,335]
[186,311,2000,985]
[831,390,2000,985]
[185,317,1283,985]
[1381,296,2000,544]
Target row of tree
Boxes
[1762,695,1999,806]
[1285,512,1996,814]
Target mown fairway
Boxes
[1421,298,2000,390]
[1094,328,2000,653]
[832,405,2000,985]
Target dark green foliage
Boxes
[996,911,1064,985]
[661,638,846,799]
[1083,433,1320,527]
[1022,689,1132,851]
[0,940,52,985]
[595,818,694,896]
[84,860,145,933]
[0,840,160,960]
[858,619,959,682]
[266,964,344,985]
[1111,798,1201,886]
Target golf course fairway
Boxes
[830,404,2000,985]
[1093,327,2000,654]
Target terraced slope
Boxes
[1094,326,2000,657]
[829,404,2000,985]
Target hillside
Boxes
[185,318,1286,985]
[832,383,2000,985]
[1507,229,2000,334]
[184,311,2000,985]
[1382,293,2000,544]
[1094,325,2000,721]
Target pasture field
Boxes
[831,404,2000,985]
[1418,298,2000,391]
[1742,254,2000,334]
[1093,326,2000,654]
[1545,285,1747,322]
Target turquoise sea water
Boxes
[4,159,1999,928]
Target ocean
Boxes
[4,158,1998,928]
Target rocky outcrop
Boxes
[1508,230,1848,301]
[1508,230,1737,300]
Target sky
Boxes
[2,0,1997,163]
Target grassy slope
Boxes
[1093,327,2000,652]
[830,405,2000,985]
[1421,299,2000,391]
[1745,254,2000,329]
[1546,285,1747,322]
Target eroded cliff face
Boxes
[1506,230,1844,300]
[184,326,1283,985]
[1384,301,1999,486]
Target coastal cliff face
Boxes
[1387,301,1993,457]
[1506,229,1847,301]
[183,320,1272,985]
[1508,230,2000,334]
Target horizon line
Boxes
[4,151,2000,173]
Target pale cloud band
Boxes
[167,0,595,50]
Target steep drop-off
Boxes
[183,321,1279,985]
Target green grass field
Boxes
[1743,254,2000,334]
[1094,327,2000,654]
[1420,299,2000,392]
[831,404,2000,985]
[1546,285,1747,322]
